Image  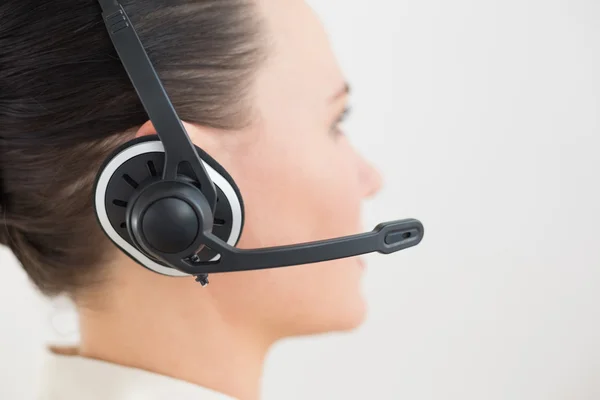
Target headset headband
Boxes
[97,0,218,209]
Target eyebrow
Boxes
[329,82,351,102]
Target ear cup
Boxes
[93,135,245,277]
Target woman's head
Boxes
[0,0,381,341]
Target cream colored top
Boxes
[36,347,236,400]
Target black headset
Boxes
[93,0,425,286]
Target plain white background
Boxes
[1,0,599,399]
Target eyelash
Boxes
[331,106,352,136]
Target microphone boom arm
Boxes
[162,219,424,275]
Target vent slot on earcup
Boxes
[214,218,226,226]
[113,199,128,208]
[147,160,157,177]
[122,174,139,189]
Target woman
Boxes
[0,0,385,399]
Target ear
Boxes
[136,120,205,138]
[135,120,157,138]
[135,120,217,147]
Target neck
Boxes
[77,270,272,400]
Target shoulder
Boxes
[36,347,236,400]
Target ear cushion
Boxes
[187,140,246,262]
[188,141,245,225]
[93,135,245,277]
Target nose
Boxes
[360,157,383,198]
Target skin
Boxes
[73,0,382,399]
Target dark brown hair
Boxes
[0,0,266,297]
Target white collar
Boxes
[37,347,237,400]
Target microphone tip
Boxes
[376,218,424,253]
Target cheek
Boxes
[237,136,362,247]
[312,153,363,236]
[307,138,364,241]
[213,135,366,337]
